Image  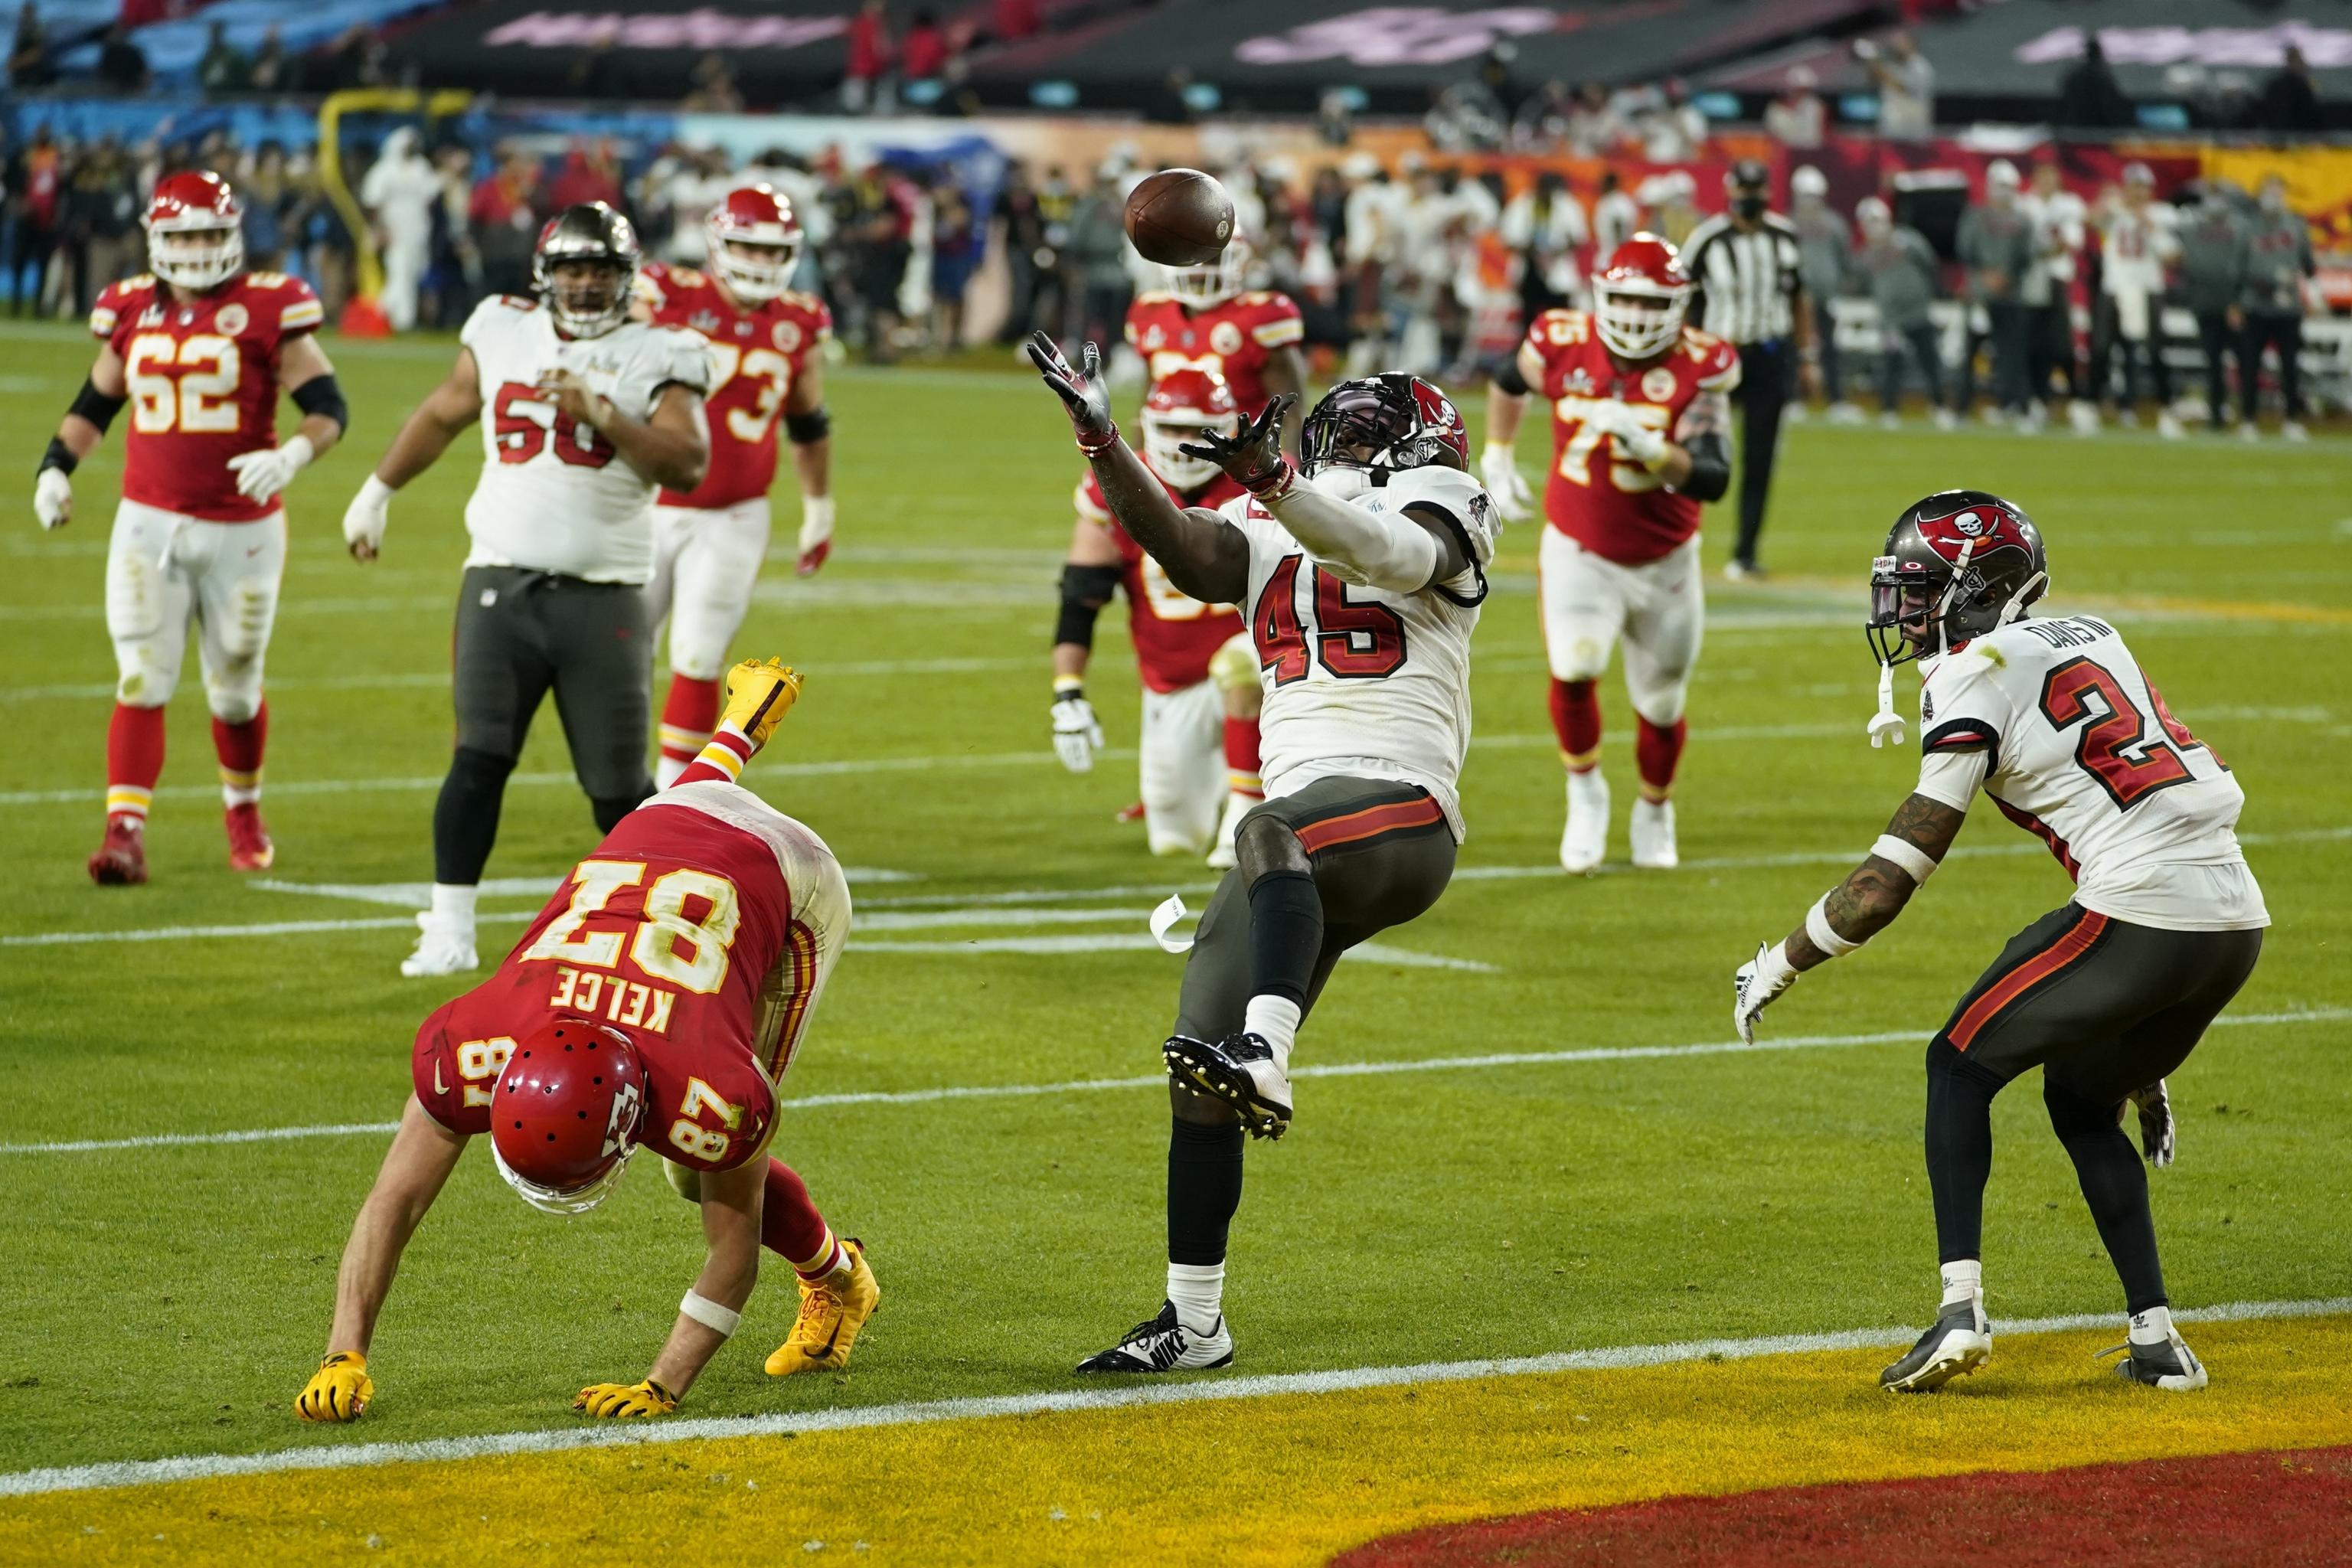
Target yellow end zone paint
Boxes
[8,1316,2350,1567]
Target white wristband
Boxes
[1870,834,1939,885]
[799,494,835,547]
[281,433,316,471]
[678,1289,740,1338]
[1805,893,1866,958]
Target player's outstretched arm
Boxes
[577,1155,763,1417]
[1733,792,1966,1043]
[1479,342,1539,522]
[784,357,835,576]
[544,374,709,494]
[32,345,129,531]
[343,346,485,562]
[227,334,349,505]
[1029,332,1250,605]
[295,1097,469,1422]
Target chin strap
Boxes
[1868,656,1906,750]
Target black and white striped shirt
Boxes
[1681,213,1804,345]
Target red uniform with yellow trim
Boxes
[639,261,830,510]
[1124,290,1303,419]
[412,780,851,1168]
[1525,308,1739,565]
[90,270,324,522]
[1074,466,1246,694]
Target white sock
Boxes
[656,755,688,790]
[1241,995,1301,1064]
[2128,1305,2174,1345]
[429,883,478,927]
[1168,1261,1225,1334]
[1939,1259,1983,1308]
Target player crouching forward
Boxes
[296,661,878,1423]
[1054,368,1265,866]
[641,185,839,787]
[1483,234,1736,874]
[35,170,347,884]
[1733,493,2265,1396]
[1032,335,1497,1374]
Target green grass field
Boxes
[1,322,2346,1480]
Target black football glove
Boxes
[1178,394,1295,499]
[1027,332,1116,451]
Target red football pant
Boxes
[213,702,266,806]
[106,702,167,823]
[1636,715,1687,799]
[659,675,722,772]
[1548,679,1602,770]
[763,1158,846,1280]
[1223,717,1263,796]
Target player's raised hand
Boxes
[293,1351,374,1423]
[1051,688,1105,773]
[1178,395,1295,499]
[1733,939,1798,1045]
[1027,332,1115,450]
[33,467,73,530]
[574,1377,678,1418]
[1586,401,1668,469]
[343,475,393,564]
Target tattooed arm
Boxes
[1782,792,1967,970]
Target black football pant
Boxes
[1730,338,1791,571]
[1877,323,1945,413]
[1956,301,2029,414]
[1921,903,2262,1315]
[2193,309,2239,427]
[2026,299,2079,402]
[2241,312,2306,421]
[2089,293,2173,413]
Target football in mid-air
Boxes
[1124,168,1235,266]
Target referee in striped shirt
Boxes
[1681,161,1821,579]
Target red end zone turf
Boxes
[1333,1446,2352,1568]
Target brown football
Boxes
[1123,168,1235,266]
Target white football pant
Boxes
[1139,678,1226,857]
[1539,528,1703,727]
[105,498,286,721]
[648,498,771,681]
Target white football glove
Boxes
[226,434,314,503]
[1051,691,1104,773]
[2127,1080,2175,1169]
[796,495,835,577]
[1733,939,1799,1046]
[1478,443,1530,523]
[1587,401,1669,469]
[34,466,74,530]
[343,475,394,563]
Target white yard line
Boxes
[0,656,1037,704]
[4,1008,2338,1158]
[4,1293,2345,1499]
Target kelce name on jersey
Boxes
[2019,615,2115,650]
[545,963,679,1036]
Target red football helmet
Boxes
[145,169,245,290]
[706,183,805,304]
[1591,233,1691,363]
[1141,368,1240,490]
[1300,374,1468,492]
[488,1016,648,1215]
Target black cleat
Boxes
[2102,1327,2208,1391]
[1162,1032,1292,1140]
[1074,1300,1234,1374]
[1879,1297,1992,1392]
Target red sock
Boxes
[658,675,722,774]
[106,703,167,824]
[762,1157,845,1279]
[1548,679,1602,769]
[1636,715,1687,796]
[1223,717,1263,798]
[212,703,267,807]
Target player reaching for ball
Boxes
[639,185,841,788]
[1482,234,1736,874]
[33,169,348,885]
[1732,492,2266,1396]
[1031,332,1499,1374]
[295,659,881,1424]
[1052,368,1265,867]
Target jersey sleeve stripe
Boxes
[1252,318,1305,347]
[1921,717,2001,757]
[89,308,118,336]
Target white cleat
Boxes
[1879,410,1903,431]
[2239,420,2262,443]
[1932,407,1958,433]
[2282,420,2309,443]
[2069,400,2101,436]
[1629,797,1677,869]
[2158,411,2185,441]
[1880,1297,1992,1392]
[1560,769,1610,874]
[400,912,479,978]
[1828,400,1867,426]
[2105,1324,2209,1392]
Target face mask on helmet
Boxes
[1593,283,1685,361]
[1732,191,1767,220]
[1865,505,2050,669]
[1143,410,1231,488]
[492,1136,639,1216]
[1165,238,1250,309]
[1300,375,1465,488]
[149,220,244,290]
[712,235,801,303]
[542,257,630,338]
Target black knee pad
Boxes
[591,785,652,834]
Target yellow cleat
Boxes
[766,1239,880,1376]
[721,658,803,748]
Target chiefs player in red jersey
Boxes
[1053,370,1263,867]
[295,659,881,1424]
[33,170,347,885]
[1483,234,1737,875]
[1125,234,1308,454]
[638,185,838,787]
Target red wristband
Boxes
[1241,458,1296,504]
[1075,420,1119,457]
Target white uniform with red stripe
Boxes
[1219,467,1488,842]
[1912,613,2267,931]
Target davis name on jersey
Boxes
[1221,466,1487,840]
[1526,308,1739,564]
[639,262,831,511]
[461,294,711,583]
[1126,290,1303,417]
[91,270,324,522]
[1075,465,1246,693]
[1915,614,2267,931]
